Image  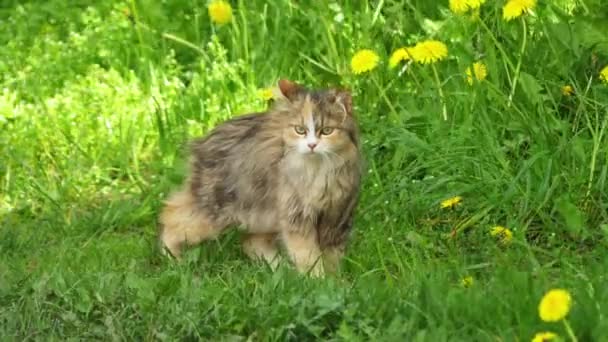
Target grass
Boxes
[1,0,608,340]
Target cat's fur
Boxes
[159,79,362,276]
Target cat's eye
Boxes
[294,125,307,135]
[320,127,334,135]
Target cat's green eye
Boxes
[294,125,306,135]
[320,127,334,135]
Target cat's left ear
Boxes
[334,90,353,116]
[277,79,305,102]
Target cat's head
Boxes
[274,79,359,159]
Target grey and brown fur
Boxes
[159,79,362,277]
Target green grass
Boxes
[1,0,608,340]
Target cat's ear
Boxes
[334,90,353,116]
[277,79,305,102]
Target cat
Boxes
[159,79,362,277]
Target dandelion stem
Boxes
[371,76,399,122]
[563,319,578,342]
[478,18,515,71]
[431,64,447,121]
[584,97,608,203]
[507,18,527,108]
[405,62,425,94]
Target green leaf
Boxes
[518,72,543,105]
[574,18,608,55]
[555,196,587,237]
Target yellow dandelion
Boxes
[389,47,413,69]
[410,40,448,64]
[600,65,608,84]
[467,0,486,9]
[538,289,572,322]
[258,88,274,101]
[466,62,488,85]
[503,0,536,21]
[532,332,558,342]
[208,0,233,25]
[490,226,513,244]
[461,276,474,288]
[450,0,470,14]
[440,196,462,209]
[450,0,486,14]
[561,85,574,96]
[351,49,380,74]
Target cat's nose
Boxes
[307,142,317,151]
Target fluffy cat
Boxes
[159,79,362,276]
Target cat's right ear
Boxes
[335,90,353,116]
[277,79,304,102]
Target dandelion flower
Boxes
[466,62,488,85]
[467,0,486,9]
[208,0,233,25]
[410,40,448,64]
[503,0,536,21]
[461,276,474,288]
[440,196,462,209]
[490,226,513,244]
[532,332,558,342]
[389,48,413,69]
[450,0,486,14]
[600,65,608,84]
[258,88,274,101]
[351,49,380,74]
[450,0,470,14]
[538,289,572,322]
[561,85,574,96]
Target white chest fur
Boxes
[280,154,347,209]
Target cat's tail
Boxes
[158,188,220,259]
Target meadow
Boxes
[1,0,608,340]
